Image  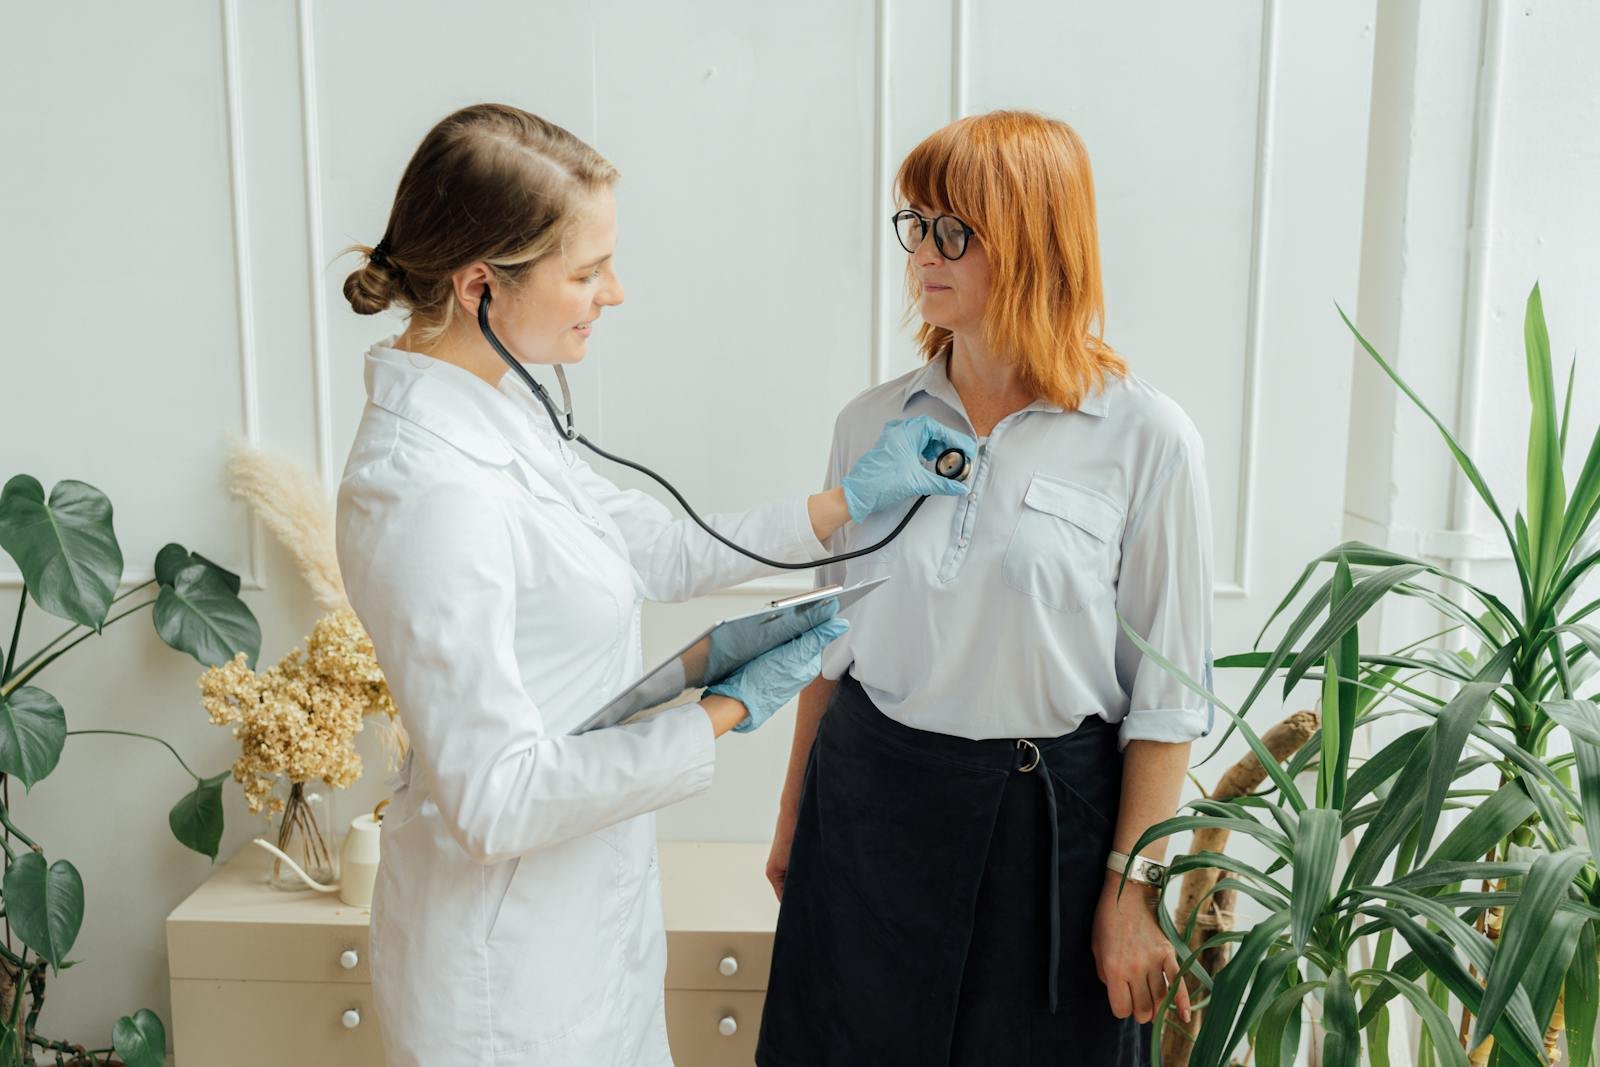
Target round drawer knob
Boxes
[341,1009,362,1030]
[339,949,360,970]
[718,1015,737,1038]
[718,955,739,977]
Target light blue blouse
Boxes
[817,352,1215,749]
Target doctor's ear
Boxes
[451,263,496,317]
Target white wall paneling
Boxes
[964,0,1375,639]
[2,0,268,591]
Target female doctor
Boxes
[333,103,974,1067]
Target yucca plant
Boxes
[1337,283,1600,1066]
[1122,284,1600,1067]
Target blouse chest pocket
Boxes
[1002,474,1124,614]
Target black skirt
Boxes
[756,673,1151,1067]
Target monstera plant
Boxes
[0,474,259,1066]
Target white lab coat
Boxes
[335,341,825,1066]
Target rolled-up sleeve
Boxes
[1113,433,1215,750]
[338,473,717,865]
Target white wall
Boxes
[32,0,1600,1057]
[1348,0,1600,586]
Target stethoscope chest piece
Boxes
[935,447,972,483]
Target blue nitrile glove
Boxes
[706,616,851,733]
[704,599,840,685]
[840,415,978,522]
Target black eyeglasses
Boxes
[892,209,975,260]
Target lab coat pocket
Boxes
[482,857,521,942]
[1002,474,1123,614]
[483,831,626,1055]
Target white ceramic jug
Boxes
[254,798,386,906]
[337,808,382,906]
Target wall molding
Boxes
[871,0,894,388]
[298,0,336,494]
[221,0,267,592]
[1217,0,1280,601]
[1450,0,1507,563]
[951,0,970,120]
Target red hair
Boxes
[896,110,1126,409]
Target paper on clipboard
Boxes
[572,575,888,734]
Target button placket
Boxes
[938,436,992,582]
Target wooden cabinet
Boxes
[166,847,381,1066]
[166,841,776,1065]
[658,843,778,1066]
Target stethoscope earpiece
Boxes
[935,447,972,483]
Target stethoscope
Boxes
[476,291,972,570]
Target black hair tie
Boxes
[370,237,393,269]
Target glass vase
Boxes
[265,779,338,891]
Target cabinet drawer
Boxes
[665,989,764,1066]
[171,979,383,1066]
[168,920,370,983]
[665,930,772,991]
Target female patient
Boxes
[758,110,1215,1066]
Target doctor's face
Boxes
[493,186,624,365]
[907,202,990,340]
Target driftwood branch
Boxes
[1162,709,1321,1067]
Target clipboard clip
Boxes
[769,585,842,609]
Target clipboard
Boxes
[573,575,889,734]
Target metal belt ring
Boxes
[1015,738,1041,773]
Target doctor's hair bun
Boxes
[343,248,400,316]
[340,103,618,343]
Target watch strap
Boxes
[1106,848,1167,888]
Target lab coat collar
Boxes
[364,341,526,465]
[901,349,1111,419]
[363,341,630,567]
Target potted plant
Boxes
[1130,284,1600,1066]
[0,475,259,1066]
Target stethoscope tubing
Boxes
[476,291,934,571]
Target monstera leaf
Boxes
[153,563,260,668]
[154,542,241,595]
[2,852,84,971]
[0,685,66,788]
[0,476,123,629]
[169,772,229,860]
[112,1009,167,1067]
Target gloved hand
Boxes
[840,415,978,522]
[706,616,850,733]
[705,599,839,684]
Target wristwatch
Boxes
[1105,849,1168,889]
